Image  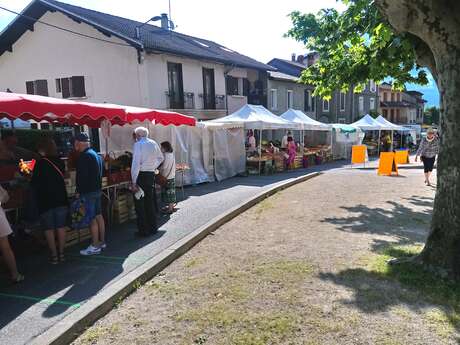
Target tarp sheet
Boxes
[213,128,246,181]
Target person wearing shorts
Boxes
[32,138,69,264]
[0,185,23,283]
[415,128,439,186]
[74,133,105,256]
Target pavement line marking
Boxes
[0,293,81,309]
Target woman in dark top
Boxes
[31,138,69,264]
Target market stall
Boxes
[209,104,299,174]
[331,124,364,160]
[351,114,391,156]
[280,109,333,168]
[375,115,414,150]
[0,93,199,245]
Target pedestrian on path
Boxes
[415,128,439,186]
[32,138,69,264]
[160,141,176,214]
[0,184,24,283]
[74,133,106,256]
[131,127,164,237]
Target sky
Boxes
[0,0,439,107]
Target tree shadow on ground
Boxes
[319,194,460,342]
[321,195,433,251]
[319,258,460,343]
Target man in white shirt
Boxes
[281,131,292,149]
[131,127,164,236]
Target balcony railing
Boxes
[198,94,227,110]
[165,91,195,109]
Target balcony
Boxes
[165,91,195,110]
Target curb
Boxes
[30,171,321,345]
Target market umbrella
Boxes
[0,92,127,127]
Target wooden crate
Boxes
[65,228,91,247]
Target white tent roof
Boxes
[209,104,300,130]
[280,109,332,131]
[375,115,411,132]
[351,114,384,131]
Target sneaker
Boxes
[80,245,101,256]
[100,242,107,250]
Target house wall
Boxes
[267,78,315,117]
[0,10,253,120]
[0,11,145,106]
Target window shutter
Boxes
[243,79,249,97]
[71,76,86,97]
[25,81,34,94]
[61,78,70,98]
[35,80,49,96]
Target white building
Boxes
[0,0,273,120]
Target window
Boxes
[304,90,315,112]
[226,76,239,95]
[287,90,294,108]
[383,92,388,102]
[55,79,61,93]
[167,63,184,108]
[57,76,86,98]
[322,99,330,112]
[202,68,216,110]
[370,80,376,92]
[270,89,278,110]
[391,93,395,102]
[358,96,364,114]
[25,80,49,96]
[370,97,375,110]
[340,92,346,112]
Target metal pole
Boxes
[259,128,262,175]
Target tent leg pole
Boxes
[259,129,262,175]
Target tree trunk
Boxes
[376,0,460,277]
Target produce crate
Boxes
[65,228,91,247]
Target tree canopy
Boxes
[286,0,429,98]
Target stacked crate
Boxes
[113,193,130,224]
[293,154,303,169]
[126,193,136,220]
[65,228,91,247]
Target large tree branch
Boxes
[405,33,438,84]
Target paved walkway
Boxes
[0,161,348,345]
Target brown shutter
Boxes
[35,80,49,96]
[26,81,34,94]
[71,76,86,97]
[61,78,70,98]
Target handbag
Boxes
[155,173,168,187]
[70,196,95,229]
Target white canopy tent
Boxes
[209,104,300,130]
[280,108,332,152]
[375,115,413,149]
[209,105,299,174]
[280,109,331,131]
[351,114,395,154]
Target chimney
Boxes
[160,13,169,30]
[297,55,304,64]
[291,53,296,62]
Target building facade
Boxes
[379,83,426,125]
[0,0,273,120]
[267,55,379,123]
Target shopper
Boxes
[31,138,68,264]
[282,130,292,149]
[0,185,23,283]
[159,141,176,214]
[286,136,296,168]
[131,127,164,237]
[415,128,440,186]
[74,133,106,255]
